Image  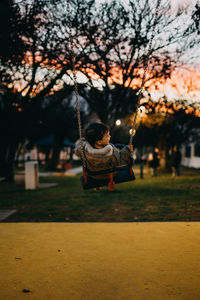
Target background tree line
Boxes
[0,0,200,181]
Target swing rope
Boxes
[67,0,87,167]
[67,0,162,154]
[129,0,162,145]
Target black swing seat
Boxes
[80,157,135,190]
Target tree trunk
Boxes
[158,135,167,171]
[49,145,61,170]
[0,141,18,182]
[44,148,51,165]
[158,138,170,171]
[159,148,167,170]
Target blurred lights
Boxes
[139,105,145,115]
[129,129,136,136]
[115,119,121,126]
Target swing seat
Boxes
[80,158,135,190]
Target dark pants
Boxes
[172,166,180,176]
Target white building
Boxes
[181,143,200,168]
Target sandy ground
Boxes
[0,222,200,300]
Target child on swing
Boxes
[75,122,133,174]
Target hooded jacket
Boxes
[75,139,132,174]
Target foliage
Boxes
[71,0,189,123]
[0,0,25,63]
[28,84,79,144]
[134,97,200,169]
[186,3,200,35]
[0,0,197,179]
[0,0,191,122]
[0,0,79,178]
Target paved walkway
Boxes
[38,166,82,177]
[0,210,17,221]
[10,166,146,181]
[0,222,200,300]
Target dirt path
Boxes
[0,222,200,300]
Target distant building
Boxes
[181,143,200,168]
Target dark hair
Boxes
[85,122,109,146]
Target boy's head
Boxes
[85,122,111,148]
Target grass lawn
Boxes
[0,168,200,222]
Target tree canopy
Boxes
[0,0,199,179]
[134,97,200,169]
[1,0,195,121]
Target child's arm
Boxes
[74,138,85,157]
[112,144,133,166]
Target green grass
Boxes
[0,170,200,222]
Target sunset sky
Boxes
[15,0,200,103]
[153,0,200,102]
[95,0,200,102]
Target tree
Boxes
[27,84,81,170]
[134,97,200,170]
[0,90,28,181]
[186,2,200,34]
[192,3,200,33]
[0,0,78,180]
[70,0,192,125]
[0,0,25,63]
[0,0,196,181]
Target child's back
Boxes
[75,123,132,174]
